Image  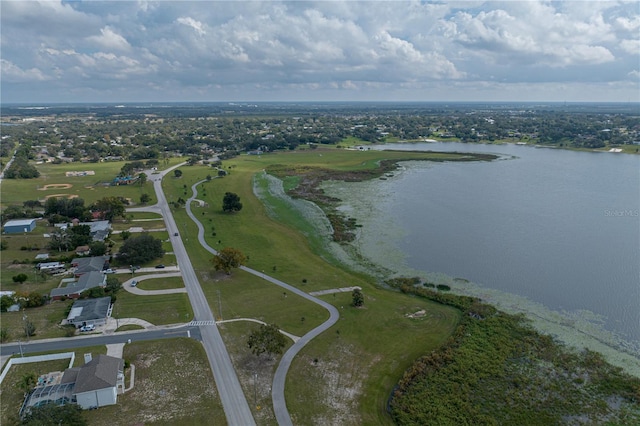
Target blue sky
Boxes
[1,1,639,103]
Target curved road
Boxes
[130,165,256,426]
[186,179,340,426]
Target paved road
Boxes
[121,272,187,295]
[0,326,200,358]
[131,165,256,425]
[187,179,340,426]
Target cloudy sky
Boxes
[1,1,639,103]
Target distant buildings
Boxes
[54,220,111,241]
[3,218,37,234]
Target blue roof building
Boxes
[3,218,37,234]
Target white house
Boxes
[66,354,124,409]
[20,354,125,415]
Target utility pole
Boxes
[23,309,29,342]
[254,372,258,409]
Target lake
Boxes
[323,142,640,371]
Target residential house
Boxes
[75,245,91,256]
[55,221,111,242]
[64,297,112,328]
[50,271,106,300]
[20,354,125,415]
[71,256,110,276]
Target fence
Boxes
[0,352,75,385]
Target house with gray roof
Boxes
[65,296,112,328]
[20,354,125,414]
[71,255,110,276]
[64,354,124,409]
[54,220,111,241]
[50,271,106,300]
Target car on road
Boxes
[130,280,137,287]
[79,324,95,332]
[174,232,179,236]
[103,269,116,274]
[155,264,165,269]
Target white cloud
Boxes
[87,27,131,51]
[177,17,206,37]
[1,0,638,102]
[620,39,640,55]
[0,59,50,82]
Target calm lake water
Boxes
[325,142,640,363]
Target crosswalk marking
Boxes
[188,320,216,326]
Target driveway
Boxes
[121,272,187,295]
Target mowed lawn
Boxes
[113,291,193,325]
[161,147,466,423]
[0,300,72,342]
[136,276,184,291]
[0,157,184,210]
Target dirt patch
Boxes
[406,309,427,319]
[39,184,72,190]
[42,193,78,200]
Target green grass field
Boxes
[136,276,184,290]
[112,291,193,325]
[2,146,473,423]
[159,147,469,423]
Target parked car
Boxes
[155,264,165,269]
[130,280,137,287]
[103,268,116,274]
[79,324,95,332]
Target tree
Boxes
[0,327,8,343]
[138,172,147,185]
[105,276,122,295]
[92,197,125,221]
[222,192,243,212]
[117,234,165,265]
[211,247,246,274]
[19,372,37,394]
[352,288,364,307]
[121,230,131,241]
[247,323,287,358]
[12,273,28,284]
[140,193,151,204]
[0,239,7,251]
[24,319,36,337]
[68,224,92,248]
[174,169,183,178]
[88,240,107,256]
[22,403,87,426]
[1,295,15,312]
[49,228,72,252]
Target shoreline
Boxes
[255,157,640,377]
[375,137,640,155]
[320,164,640,377]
